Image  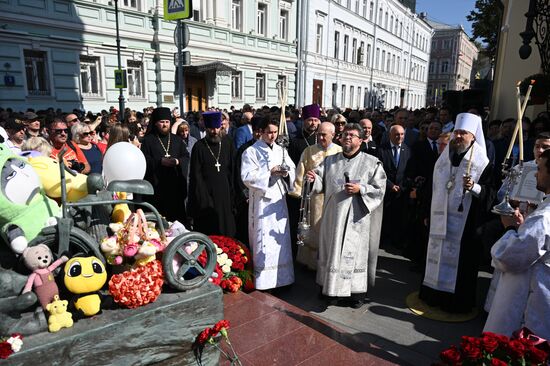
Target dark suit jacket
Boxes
[234,125,253,150]
[360,140,378,158]
[378,142,411,195]
[406,139,439,184]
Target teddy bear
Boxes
[21,244,68,309]
[46,295,73,332]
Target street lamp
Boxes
[114,0,125,122]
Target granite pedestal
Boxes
[7,283,223,366]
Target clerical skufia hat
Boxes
[202,111,222,128]
[151,107,172,123]
[302,104,320,120]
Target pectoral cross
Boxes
[165,153,171,158]
[215,162,221,172]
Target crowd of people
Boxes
[0,101,549,338]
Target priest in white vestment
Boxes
[241,119,296,290]
[290,122,342,270]
[484,146,550,338]
[306,123,386,308]
[420,113,494,313]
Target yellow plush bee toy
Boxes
[63,256,107,317]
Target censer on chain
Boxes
[296,178,312,247]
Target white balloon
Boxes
[103,142,146,183]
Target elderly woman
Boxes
[21,136,53,156]
[72,122,103,174]
[175,120,197,155]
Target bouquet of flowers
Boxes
[436,330,549,366]
[193,320,241,366]
[196,236,253,293]
[0,333,23,360]
[100,209,166,267]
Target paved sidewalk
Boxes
[272,248,492,365]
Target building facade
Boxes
[296,0,432,110]
[425,20,478,106]
[0,0,297,112]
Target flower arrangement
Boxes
[0,334,23,359]
[436,330,549,366]
[100,209,166,267]
[197,236,254,293]
[193,320,241,366]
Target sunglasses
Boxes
[53,128,69,135]
[81,131,95,137]
[334,122,346,126]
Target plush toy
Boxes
[63,256,107,317]
[111,192,131,223]
[0,145,60,255]
[27,156,88,202]
[21,244,68,309]
[46,295,73,332]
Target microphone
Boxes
[344,172,350,184]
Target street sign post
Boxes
[164,0,193,21]
[114,69,127,89]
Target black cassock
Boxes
[188,135,236,237]
[141,132,189,223]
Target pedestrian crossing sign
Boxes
[164,0,192,20]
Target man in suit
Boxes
[379,124,411,249]
[405,121,442,268]
[233,111,253,149]
[380,109,418,147]
[359,118,377,157]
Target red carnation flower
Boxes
[213,320,230,334]
[439,345,461,365]
[462,342,482,360]
[196,328,212,345]
[481,334,499,353]
[0,342,13,360]
[507,339,526,359]
[490,357,507,366]
[528,346,549,364]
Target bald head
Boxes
[389,124,405,145]
[242,112,253,125]
[359,118,373,139]
[317,122,336,149]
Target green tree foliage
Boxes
[466,0,502,62]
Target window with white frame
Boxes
[390,16,393,33]
[332,83,337,107]
[316,24,323,53]
[357,87,362,107]
[80,55,101,97]
[386,53,391,72]
[231,0,242,32]
[397,56,400,75]
[443,39,450,49]
[362,0,367,17]
[334,31,340,59]
[384,12,388,29]
[24,49,50,96]
[352,38,357,64]
[343,35,349,61]
[366,44,371,67]
[391,54,395,74]
[127,60,144,97]
[278,74,287,95]
[279,10,288,40]
[257,3,267,36]
[256,73,265,100]
[441,60,449,73]
[381,50,385,71]
[375,47,380,69]
[349,85,354,108]
[378,7,383,25]
[369,1,374,21]
[359,41,365,64]
[341,84,346,107]
[395,18,399,34]
[231,71,242,100]
[355,0,359,13]
[122,0,139,11]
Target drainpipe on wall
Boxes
[152,4,162,106]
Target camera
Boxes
[69,160,85,173]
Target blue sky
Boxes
[416,0,476,37]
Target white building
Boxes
[0,0,297,112]
[296,0,433,110]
